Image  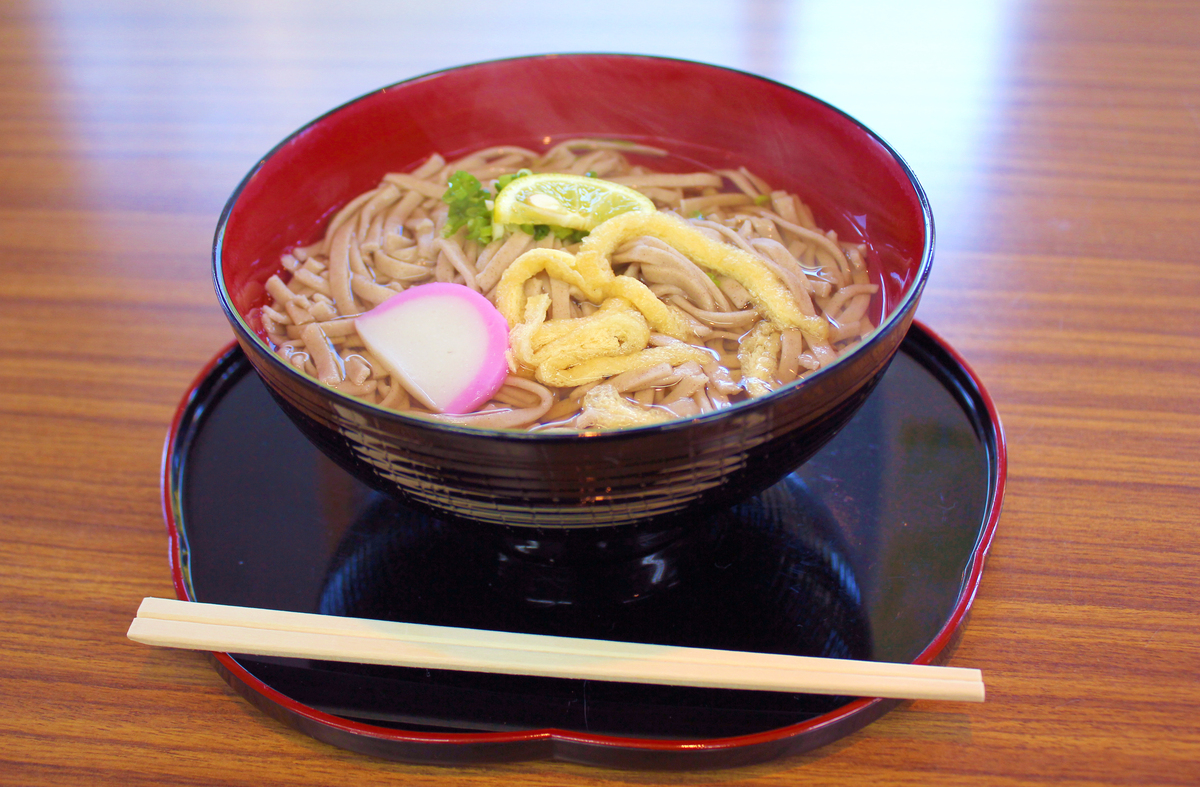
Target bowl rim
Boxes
[212,52,935,442]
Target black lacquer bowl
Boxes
[162,321,1005,769]
[213,54,934,527]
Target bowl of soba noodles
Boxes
[213,54,933,529]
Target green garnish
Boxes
[495,168,532,194]
[753,193,771,205]
[551,225,588,244]
[521,223,550,240]
[442,171,494,243]
[515,223,587,243]
[443,168,591,246]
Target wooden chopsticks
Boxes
[128,597,984,702]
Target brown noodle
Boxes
[257,139,878,431]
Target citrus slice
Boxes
[492,173,656,232]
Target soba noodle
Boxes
[256,139,879,431]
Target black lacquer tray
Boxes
[160,321,1005,769]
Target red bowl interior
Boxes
[218,54,929,336]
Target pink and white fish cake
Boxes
[355,282,510,414]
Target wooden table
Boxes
[2,1,1197,784]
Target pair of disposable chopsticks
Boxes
[128,597,984,702]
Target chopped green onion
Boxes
[550,225,588,244]
[495,168,532,193]
[442,170,494,243]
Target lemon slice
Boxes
[492,173,656,232]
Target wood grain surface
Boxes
[1,0,1197,784]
